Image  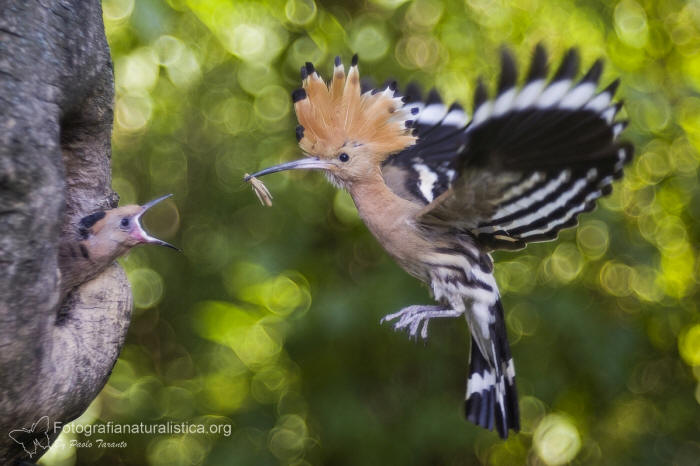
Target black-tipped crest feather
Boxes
[79,211,106,229]
[291,88,306,103]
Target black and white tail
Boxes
[464,298,519,439]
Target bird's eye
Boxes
[120,218,130,228]
[339,153,350,162]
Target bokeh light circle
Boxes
[349,22,389,62]
[534,413,582,465]
[127,268,164,309]
[285,0,317,25]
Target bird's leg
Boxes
[380,305,463,340]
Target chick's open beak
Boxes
[133,194,180,251]
[244,157,334,181]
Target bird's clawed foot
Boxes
[380,305,463,341]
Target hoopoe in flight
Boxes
[58,194,178,299]
[245,46,633,438]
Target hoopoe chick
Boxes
[58,194,178,298]
[246,48,633,439]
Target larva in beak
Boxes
[244,173,273,207]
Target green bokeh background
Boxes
[40,0,700,464]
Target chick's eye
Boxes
[339,153,349,162]
[120,218,130,228]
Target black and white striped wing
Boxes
[418,46,633,250]
[381,86,468,204]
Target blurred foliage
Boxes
[38,0,700,464]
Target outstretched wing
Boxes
[415,45,633,250]
[381,85,468,204]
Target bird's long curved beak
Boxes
[140,193,174,211]
[134,194,180,251]
[244,157,333,181]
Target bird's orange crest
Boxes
[292,55,417,162]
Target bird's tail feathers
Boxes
[464,299,519,439]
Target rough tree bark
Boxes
[0,1,132,463]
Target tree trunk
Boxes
[0,1,132,463]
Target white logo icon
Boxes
[8,416,51,458]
